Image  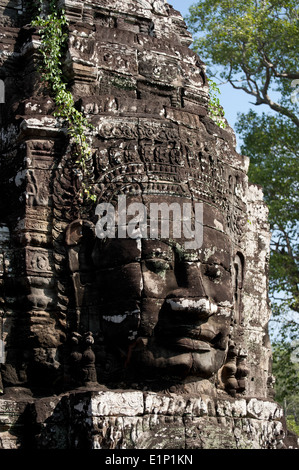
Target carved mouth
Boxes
[156,323,224,352]
[158,323,217,340]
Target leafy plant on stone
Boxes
[31,1,96,202]
[207,78,226,128]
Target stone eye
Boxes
[204,264,222,281]
[145,259,172,273]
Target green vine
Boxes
[31,1,96,202]
[207,78,226,129]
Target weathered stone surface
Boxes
[0,390,289,449]
[0,0,297,449]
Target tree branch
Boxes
[261,95,299,127]
[229,71,299,127]
[260,52,299,79]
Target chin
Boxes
[131,340,227,380]
[189,349,227,377]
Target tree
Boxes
[272,339,299,433]
[186,0,299,127]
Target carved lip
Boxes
[158,324,219,352]
[156,321,221,352]
[173,338,212,352]
[185,325,217,342]
[161,324,217,342]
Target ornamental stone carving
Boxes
[0,0,297,450]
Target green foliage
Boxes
[31,2,96,202]
[187,0,298,72]
[207,78,226,128]
[287,415,299,436]
[272,340,299,402]
[272,339,299,435]
[186,0,299,126]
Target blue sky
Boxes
[170,0,257,148]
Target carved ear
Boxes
[65,220,95,246]
[233,252,244,287]
[232,252,245,323]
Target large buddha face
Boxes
[90,198,236,381]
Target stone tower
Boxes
[0,0,296,449]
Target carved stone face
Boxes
[89,198,236,381]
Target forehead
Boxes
[92,230,232,270]
[200,227,232,269]
[93,196,232,268]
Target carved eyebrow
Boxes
[144,258,173,270]
[143,249,174,261]
[202,261,231,272]
[203,264,223,279]
[141,240,175,260]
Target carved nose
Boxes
[163,263,218,321]
[165,293,218,321]
[176,262,207,297]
